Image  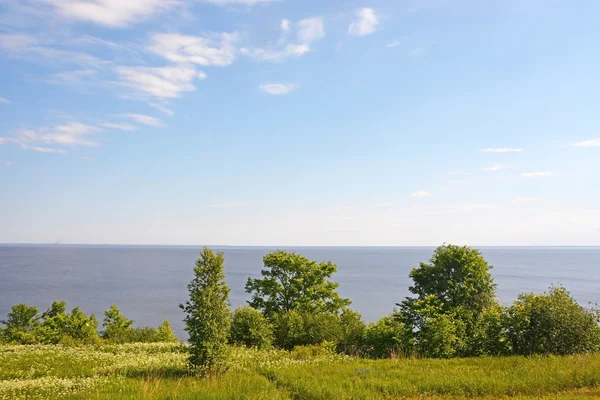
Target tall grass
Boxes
[2,343,600,399]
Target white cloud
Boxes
[115,65,201,98]
[0,33,105,68]
[386,39,401,48]
[28,146,67,154]
[411,190,431,198]
[481,148,524,153]
[571,139,600,147]
[36,0,178,27]
[47,69,98,85]
[348,8,379,36]
[204,201,249,208]
[281,19,291,33]
[122,114,164,127]
[149,102,174,116]
[241,43,310,62]
[148,33,238,67]
[481,163,510,172]
[259,83,299,95]
[0,97,10,104]
[521,171,553,178]
[297,17,325,43]
[100,122,137,132]
[201,0,275,5]
[1,122,100,153]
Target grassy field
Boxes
[2,343,600,400]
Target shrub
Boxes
[272,310,305,350]
[230,306,273,349]
[37,302,100,345]
[101,305,134,343]
[468,304,510,356]
[507,286,600,355]
[338,309,366,355]
[362,315,405,358]
[180,248,232,375]
[417,312,466,358]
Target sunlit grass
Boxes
[2,343,600,399]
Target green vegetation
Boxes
[2,244,600,399]
[180,247,232,375]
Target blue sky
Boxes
[0,0,599,246]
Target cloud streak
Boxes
[521,171,553,178]
[348,8,378,36]
[259,83,299,95]
[481,148,524,153]
[411,190,431,198]
[571,138,600,147]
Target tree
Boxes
[180,248,232,375]
[245,250,351,318]
[101,305,134,343]
[38,301,99,345]
[397,245,498,357]
[0,304,40,344]
[506,286,600,355]
[156,319,178,343]
[230,306,273,349]
[362,315,405,358]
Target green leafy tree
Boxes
[507,286,600,355]
[38,301,99,344]
[230,306,273,349]
[362,315,405,358]
[180,248,232,375]
[337,309,366,355]
[397,245,499,358]
[245,250,351,318]
[101,305,134,343]
[156,319,178,343]
[0,304,40,344]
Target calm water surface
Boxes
[1,246,598,338]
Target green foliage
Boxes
[101,305,134,343]
[245,250,351,318]
[468,304,510,356]
[397,245,499,358]
[506,286,600,355]
[272,310,305,350]
[337,308,366,355]
[0,303,40,344]
[362,315,405,358]
[230,306,273,349]
[38,302,100,345]
[156,319,178,343]
[180,247,232,375]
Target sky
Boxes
[0,0,599,246]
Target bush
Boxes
[101,305,134,343]
[362,315,405,358]
[271,310,352,350]
[230,306,273,349]
[507,286,600,355]
[468,304,510,356]
[338,309,366,355]
[37,302,100,345]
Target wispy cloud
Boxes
[147,33,238,67]
[204,201,249,208]
[201,0,276,5]
[571,138,600,147]
[348,8,379,36]
[386,39,401,48]
[47,69,98,85]
[149,102,174,116]
[0,122,100,154]
[481,163,510,172]
[521,171,553,178]
[121,114,164,127]
[411,190,431,198]
[4,161,13,166]
[481,147,524,153]
[0,97,10,104]
[0,33,106,68]
[297,17,325,43]
[259,83,299,95]
[241,16,324,62]
[115,65,204,99]
[35,0,179,28]
[99,122,137,132]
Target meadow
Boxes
[2,342,600,400]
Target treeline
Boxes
[2,245,600,369]
[0,301,178,345]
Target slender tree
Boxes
[180,247,232,375]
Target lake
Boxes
[1,245,598,338]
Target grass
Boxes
[2,343,600,399]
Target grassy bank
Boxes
[2,343,600,400]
